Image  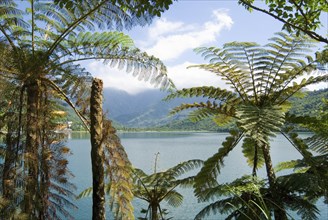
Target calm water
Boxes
[67,132,327,220]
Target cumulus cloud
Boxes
[87,61,230,95]
[167,62,229,90]
[148,18,186,39]
[86,9,234,94]
[87,62,155,94]
[145,9,233,61]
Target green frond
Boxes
[170,100,237,122]
[287,196,320,220]
[275,75,328,105]
[168,159,204,177]
[102,120,134,219]
[195,197,243,220]
[194,130,243,200]
[163,87,241,123]
[176,176,197,188]
[237,104,285,144]
[276,153,328,201]
[307,134,328,155]
[275,160,301,173]
[188,108,219,122]
[213,113,234,126]
[164,86,237,101]
[163,190,183,207]
[77,187,93,199]
[242,137,265,170]
[52,31,174,90]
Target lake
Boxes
[68,132,327,220]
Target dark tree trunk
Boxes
[24,79,41,217]
[90,78,105,220]
[2,114,17,218]
[3,119,16,199]
[261,143,287,220]
[151,203,159,220]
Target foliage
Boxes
[288,88,328,116]
[238,0,328,43]
[195,176,270,220]
[132,159,203,220]
[166,32,327,219]
[0,0,173,218]
[195,174,322,220]
[103,120,135,219]
[54,0,176,18]
[0,86,77,219]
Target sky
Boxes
[87,1,328,94]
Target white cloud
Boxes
[85,9,234,94]
[87,60,230,94]
[148,18,186,39]
[87,62,155,94]
[167,62,228,90]
[145,9,233,61]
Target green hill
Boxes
[64,88,327,132]
[154,88,328,131]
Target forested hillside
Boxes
[289,88,328,115]
[101,88,328,131]
[62,88,327,131]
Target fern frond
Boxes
[195,197,242,220]
[168,159,204,177]
[77,187,93,199]
[163,190,183,207]
[237,104,285,145]
[194,130,244,200]
[307,134,328,155]
[242,136,265,171]
[102,119,134,220]
[51,32,174,90]
[275,160,301,173]
[164,86,237,101]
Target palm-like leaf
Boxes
[1,1,174,218]
[101,120,134,220]
[166,32,325,219]
[237,104,285,145]
[194,130,243,201]
[132,159,203,219]
[195,176,267,220]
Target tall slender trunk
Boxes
[261,143,287,220]
[151,203,159,220]
[2,115,17,218]
[252,144,258,177]
[90,78,105,220]
[39,95,50,220]
[3,118,16,199]
[24,79,41,217]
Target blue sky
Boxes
[88,1,328,94]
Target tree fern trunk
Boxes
[2,116,17,217]
[90,78,105,220]
[261,143,287,220]
[24,79,41,217]
[151,203,159,220]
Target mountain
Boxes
[102,87,328,130]
[102,88,204,128]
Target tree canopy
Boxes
[166,32,327,219]
[239,0,328,44]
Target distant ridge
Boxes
[102,88,328,131]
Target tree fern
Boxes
[1,1,175,218]
[166,32,325,219]
[131,159,203,220]
[102,119,134,220]
[194,130,243,201]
